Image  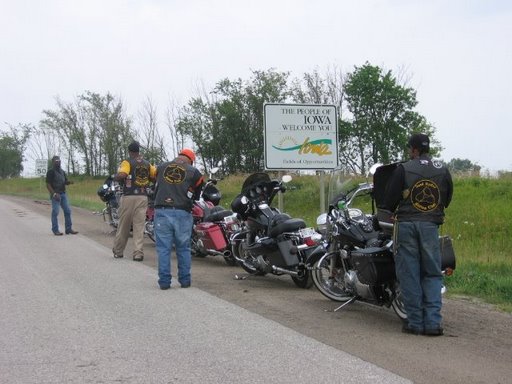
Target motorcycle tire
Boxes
[391,286,407,320]
[145,221,155,242]
[104,206,119,228]
[291,269,313,289]
[223,255,238,266]
[311,252,353,302]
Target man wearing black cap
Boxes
[112,141,156,261]
[384,133,453,336]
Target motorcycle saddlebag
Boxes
[440,235,456,270]
[276,239,300,266]
[351,247,396,285]
[195,222,227,251]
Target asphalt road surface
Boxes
[1,195,511,384]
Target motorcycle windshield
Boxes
[326,167,359,206]
[372,162,402,209]
[241,172,271,194]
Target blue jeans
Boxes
[395,221,442,331]
[154,208,193,287]
[50,192,72,233]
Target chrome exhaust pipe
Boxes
[272,265,299,276]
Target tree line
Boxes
[0,62,480,179]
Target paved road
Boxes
[0,197,410,383]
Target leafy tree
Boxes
[0,124,30,178]
[177,69,291,173]
[447,158,481,175]
[40,91,133,176]
[342,63,437,174]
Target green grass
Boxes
[1,173,511,312]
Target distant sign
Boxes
[35,159,48,176]
[264,103,339,170]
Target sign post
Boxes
[35,159,48,177]
[35,159,48,192]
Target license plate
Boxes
[299,227,317,238]
[224,215,235,224]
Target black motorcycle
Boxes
[307,164,456,319]
[230,172,322,288]
[97,176,156,242]
[97,176,122,228]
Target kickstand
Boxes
[331,296,357,312]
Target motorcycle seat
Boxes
[204,209,234,222]
[269,218,306,237]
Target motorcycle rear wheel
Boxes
[311,253,353,302]
[291,269,313,289]
[223,255,238,266]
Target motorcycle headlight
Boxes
[316,213,328,236]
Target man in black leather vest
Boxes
[384,133,453,336]
[153,148,203,290]
[112,141,156,261]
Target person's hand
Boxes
[53,193,61,201]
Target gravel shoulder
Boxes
[9,195,512,384]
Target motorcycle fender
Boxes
[305,245,327,267]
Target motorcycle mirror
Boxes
[281,175,292,183]
[241,196,249,205]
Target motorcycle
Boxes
[191,172,241,266]
[307,163,456,319]
[230,172,322,288]
[97,176,155,242]
[97,176,122,228]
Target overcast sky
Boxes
[1,0,511,172]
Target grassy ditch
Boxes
[1,173,511,312]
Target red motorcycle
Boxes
[191,174,241,266]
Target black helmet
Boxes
[203,184,221,205]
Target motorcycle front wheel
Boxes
[391,286,407,320]
[104,206,119,228]
[145,220,155,242]
[311,252,353,302]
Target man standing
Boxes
[45,156,78,236]
[112,141,156,261]
[384,133,453,336]
[153,148,203,290]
